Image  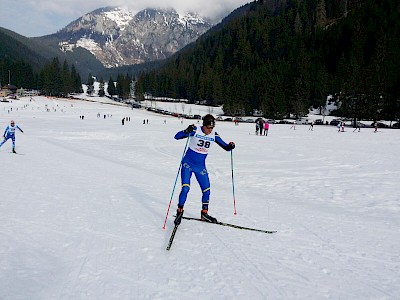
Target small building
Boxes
[0,90,10,97]
[17,88,40,97]
[6,84,17,93]
[0,84,17,97]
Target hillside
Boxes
[0,28,52,71]
[136,0,400,122]
[0,27,105,80]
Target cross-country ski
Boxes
[177,216,277,234]
[166,224,179,251]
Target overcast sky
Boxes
[0,0,250,37]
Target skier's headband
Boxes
[203,119,215,127]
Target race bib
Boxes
[188,129,215,154]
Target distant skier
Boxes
[290,120,296,130]
[353,122,361,132]
[173,114,235,225]
[0,120,24,153]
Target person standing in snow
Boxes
[258,119,264,135]
[173,114,235,225]
[341,122,345,132]
[255,122,260,135]
[264,121,270,136]
[0,120,24,153]
[353,122,361,132]
[290,120,296,130]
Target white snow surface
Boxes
[103,8,134,30]
[76,38,102,53]
[1,96,399,300]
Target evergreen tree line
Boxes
[0,59,36,88]
[0,57,83,96]
[135,0,400,121]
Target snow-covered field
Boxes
[1,95,399,299]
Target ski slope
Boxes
[1,96,399,299]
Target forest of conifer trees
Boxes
[0,58,83,97]
[135,0,400,122]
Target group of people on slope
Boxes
[255,118,270,136]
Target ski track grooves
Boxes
[206,223,280,299]
[296,221,397,299]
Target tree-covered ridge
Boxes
[1,57,83,96]
[136,0,400,121]
[37,58,83,96]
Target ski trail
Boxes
[211,230,282,299]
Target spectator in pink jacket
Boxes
[264,121,270,136]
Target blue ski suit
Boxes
[0,124,24,150]
[174,126,232,210]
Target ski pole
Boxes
[162,135,190,229]
[231,150,237,215]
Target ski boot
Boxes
[12,148,16,154]
[201,209,217,223]
[174,207,184,225]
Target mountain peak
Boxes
[54,6,212,68]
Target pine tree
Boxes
[86,73,94,96]
[107,76,116,97]
[98,77,105,97]
[316,0,327,28]
[61,60,72,96]
[70,64,82,93]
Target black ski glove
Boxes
[184,125,195,134]
[229,142,235,150]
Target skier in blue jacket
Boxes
[174,114,235,225]
[0,120,24,153]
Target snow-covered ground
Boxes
[1,95,399,299]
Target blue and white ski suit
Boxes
[0,124,23,150]
[174,126,232,210]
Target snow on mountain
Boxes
[55,7,212,68]
[103,7,134,30]
[76,38,102,53]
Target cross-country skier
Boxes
[0,120,24,153]
[173,114,235,225]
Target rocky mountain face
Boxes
[53,7,213,68]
